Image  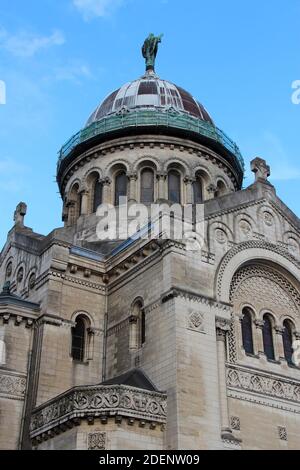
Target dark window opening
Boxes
[141,311,146,345]
[115,172,127,206]
[141,169,154,203]
[72,316,85,362]
[193,178,203,204]
[263,314,275,361]
[283,320,294,365]
[241,308,254,355]
[168,170,181,204]
[93,181,103,213]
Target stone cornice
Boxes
[30,384,167,443]
[160,286,233,313]
[60,135,240,195]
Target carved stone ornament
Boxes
[215,229,227,244]
[0,373,26,399]
[30,384,167,441]
[239,220,251,236]
[263,211,274,227]
[188,311,205,332]
[88,432,106,450]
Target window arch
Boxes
[5,262,12,279]
[71,315,87,362]
[93,180,103,213]
[168,170,181,203]
[216,180,227,197]
[262,314,275,361]
[115,171,127,206]
[69,182,81,223]
[283,319,294,366]
[141,169,154,203]
[241,307,254,355]
[193,176,203,204]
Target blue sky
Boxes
[0,0,299,246]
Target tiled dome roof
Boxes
[86,72,213,126]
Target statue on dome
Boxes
[142,33,163,72]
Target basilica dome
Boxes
[86,72,214,126]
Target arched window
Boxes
[193,177,203,204]
[241,308,254,355]
[69,183,81,223]
[216,180,227,197]
[141,310,146,345]
[141,169,154,203]
[262,314,275,361]
[168,170,181,203]
[130,300,145,349]
[93,180,103,213]
[283,319,294,365]
[71,316,86,361]
[115,172,127,206]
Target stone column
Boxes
[184,177,194,204]
[216,320,231,438]
[101,178,112,205]
[254,319,265,357]
[80,189,89,216]
[275,326,286,362]
[129,315,138,350]
[156,172,167,200]
[128,173,138,203]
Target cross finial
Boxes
[251,157,271,183]
[13,202,27,227]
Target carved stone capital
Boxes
[254,319,265,330]
[101,177,112,187]
[275,326,285,335]
[216,319,231,341]
[128,172,138,181]
[156,172,167,181]
[183,176,194,185]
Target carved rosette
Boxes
[188,311,205,332]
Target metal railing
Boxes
[57,109,244,173]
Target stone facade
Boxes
[0,57,300,450]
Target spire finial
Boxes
[142,33,163,72]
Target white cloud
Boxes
[0,29,65,57]
[262,132,300,181]
[73,0,124,20]
[53,62,93,83]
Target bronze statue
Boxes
[142,33,163,72]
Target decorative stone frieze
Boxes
[227,365,300,406]
[0,371,27,399]
[30,384,167,442]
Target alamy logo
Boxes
[0,80,6,105]
[291,80,300,105]
[95,197,205,252]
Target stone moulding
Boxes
[227,365,300,408]
[30,384,167,440]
